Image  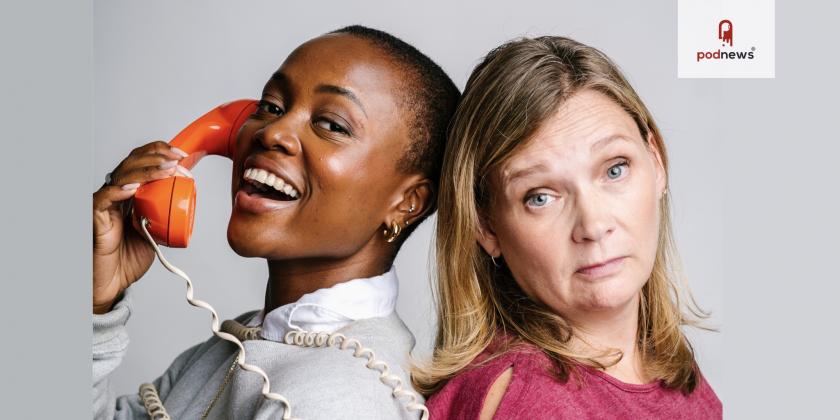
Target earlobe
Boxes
[383,220,402,243]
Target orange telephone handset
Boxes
[131,99,258,247]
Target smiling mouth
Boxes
[241,167,300,201]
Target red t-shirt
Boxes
[427,344,722,419]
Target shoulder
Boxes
[339,311,417,352]
[290,357,420,419]
[300,311,417,383]
[330,312,418,377]
[427,344,548,420]
[689,368,723,416]
[275,312,423,419]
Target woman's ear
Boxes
[476,213,502,258]
[384,175,434,229]
[647,132,667,198]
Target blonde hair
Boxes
[413,36,709,396]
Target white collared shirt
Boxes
[247,266,399,342]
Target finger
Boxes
[129,140,167,156]
[93,184,140,213]
[113,164,179,187]
[129,141,189,161]
[174,165,194,178]
[111,153,180,184]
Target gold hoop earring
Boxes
[384,220,402,243]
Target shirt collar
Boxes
[247,266,399,342]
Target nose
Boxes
[255,116,302,156]
[571,190,615,243]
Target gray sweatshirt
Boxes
[93,288,424,419]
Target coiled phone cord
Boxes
[135,217,430,420]
[284,330,429,420]
[137,217,299,420]
[138,383,170,420]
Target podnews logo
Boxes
[695,19,756,62]
[679,0,774,78]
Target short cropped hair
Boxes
[328,25,461,243]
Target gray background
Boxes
[2,0,838,418]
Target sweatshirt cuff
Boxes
[92,287,133,347]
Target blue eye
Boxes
[526,193,555,208]
[607,160,629,180]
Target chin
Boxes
[227,218,305,260]
[226,230,261,258]
[226,218,270,258]
[576,277,643,312]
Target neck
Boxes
[565,293,649,384]
[263,253,389,314]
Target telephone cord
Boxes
[284,330,430,420]
[137,217,299,420]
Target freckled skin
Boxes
[226,34,430,311]
[478,89,666,323]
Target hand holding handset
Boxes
[132,99,257,247]
[92,100,256,315]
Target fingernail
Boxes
[175,165,194,178]
[171,147,189,158]
[159,160,178,169]
[122,183,140,190]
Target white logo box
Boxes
[678,0,775,78]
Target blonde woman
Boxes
[414,37,722,419]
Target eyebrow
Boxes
[269,71,289,87]
[503,162,551,186]
[591,134,633,151]
[268,71,368,117]
[503,134,634,184]
[315,84,367,117]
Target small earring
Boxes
[408,204,415,213]
[490,255,500,267]
[384,220,402,243]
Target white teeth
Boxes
[255,170,267,183]
[243,167,300,199]
[272,178,284,192]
